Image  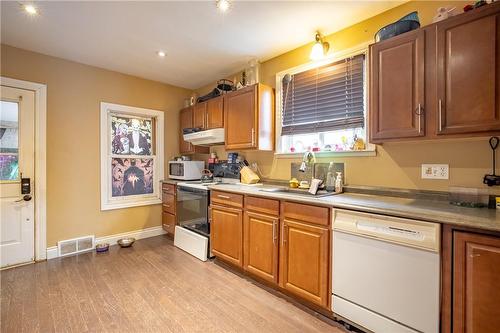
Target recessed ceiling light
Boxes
[157,51,166,57]
[216,0,231,12]
[23,4,38,15]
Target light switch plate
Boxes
[421,164,449,179]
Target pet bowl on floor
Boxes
[117,237,135,248]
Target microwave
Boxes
[168,161,205,180]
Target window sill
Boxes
[274,148,376,159]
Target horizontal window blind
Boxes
[281,54,365,136]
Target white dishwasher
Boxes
[332,210,440,333]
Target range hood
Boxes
[183,128,224,146]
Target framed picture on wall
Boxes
[100,102,164,210]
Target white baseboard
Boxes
[46,226,166,260]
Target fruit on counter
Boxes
[289,178,299,188]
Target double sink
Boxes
[259,187,338,198]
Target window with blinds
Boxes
[281,54,365,136]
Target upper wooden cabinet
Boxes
[224,84,275,151]
[370,29,425,141]
[436,9,500,135]
[370,3,500,143]
[193,96,224,130]
[179,106,209,154]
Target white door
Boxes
[0,85,35,268]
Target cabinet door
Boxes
[370,29,425,141]
[280,219,330,308]
[179,107,194,154]
[162,212,176,236]
[224,85,257,150]
[436,10,500,135]
[193,103,207,129]
[453,231,500,333]
[243,211,279,284]
[211,205,243,267]
[207,96,224,129]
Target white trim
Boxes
[0,77,47,261]
[46,226,166,260]
[275,149,376,159]
[274,42,375,155]
[100,102,164,211]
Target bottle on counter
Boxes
[335,172,343,193]
[325,162,335,192]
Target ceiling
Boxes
[1,1,403,89]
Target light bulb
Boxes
[310,42,325,61]
[216,0,230,12]
[157,51,166,57]
[24,4,38,15]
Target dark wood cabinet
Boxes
[280,218,330,308]
[453,231,500,332]
[224,84,274,151]
[210,205,243,267]
[436,9,500,135]
[243,211,279,284]
[179,106,209,154]
[370,3,500,142]
[370,29,425,141]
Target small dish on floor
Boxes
[95,243,109,252]
[117,237,135,248]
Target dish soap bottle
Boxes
[325,162,335,192]
[335,172,343,193]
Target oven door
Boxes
[176,185,209,237]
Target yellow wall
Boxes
[1,45,191,246]
[202,1,500,194]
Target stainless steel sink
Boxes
[259,187,336,198]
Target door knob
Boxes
[15,195,32,202]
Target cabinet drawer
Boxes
[211,190,243,208]
[245,196,279,216]
[162,193,176,214]
[162,212,176,235]
[162,183,176,195]
[283,201,330,226]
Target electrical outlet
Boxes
[421,164,449,179]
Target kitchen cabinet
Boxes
[210,204,243,267]
[224,84,274,151]
[370,29,425,141]
[161,183,177,237]
[369,3,500,143]
[179,106,209,154]
[193,103,207,129]
[442,226,500,332]
[436,9,500,135]
[280,218,330,308]
[243,210,279,284]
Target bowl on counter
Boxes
[117,237,135,248]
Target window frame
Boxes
[100,102,164,211]
[274,42,375,158]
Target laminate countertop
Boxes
[208,183,500,233]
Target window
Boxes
[100,102,164,210]
[276,51,372,154]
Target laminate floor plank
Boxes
[1,235,344,333]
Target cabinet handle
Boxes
[251,128,255,146]
[208,207,212,224]
[206,113,209,128]
[272,220,276,244]
[415,103,423,134]
[163,204,170,208]
[438,99,443,132]
[217,194,230,199]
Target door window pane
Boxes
[0,101,19,180]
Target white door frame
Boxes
[1,76,47,261]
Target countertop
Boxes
[207,183,500,233]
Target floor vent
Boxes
[57,235,95,257]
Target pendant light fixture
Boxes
[310,32,330,60]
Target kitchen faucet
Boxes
[299,151,316,172]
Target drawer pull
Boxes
[217,195,231,199]
[163,204,171,208]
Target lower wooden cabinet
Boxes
[162,212,176,236]
[451,231,500,332]
[243,211,279,283]
[210,205,243,267]
[280,218,330,308]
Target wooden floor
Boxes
[1,235,344,333]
